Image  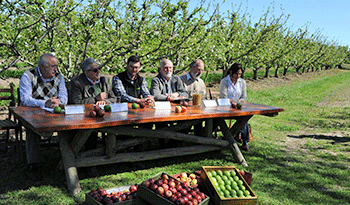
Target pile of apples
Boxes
[88,184,138,205]
[142,173,206,205]
[89,104,106,118]
[175,172,200,187]
[175,101,189,113]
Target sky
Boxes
[189,0,350,48]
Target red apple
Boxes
[199,192,206,200]
[97,109,105,117]
[180,173,188,178]
[94,105,101,112]
[156,187,165,196]
[170,195,178,203]
[170,187,177,193]
[90,110,97,118]
[169,181,176,188]
[100,190,107,196]
[162,183,169,191]
[155,179,163,186]
[183,196,189,203]
[130,185,137,193]
[192,198,198,205]
[190,190,197,197]
[180,189,188,196]
[175,184,183,192]
[149,178,155,184]
[181,106,187,113]
[186,201,194,205]
[142,180,150,188]
[185,193,193,201]
[175,192,182,198]
[175,105,182,113]
[165,190,173,198]
[176,198,186,205]
[140,102,146,108]
[195,194,202,203]
[150,183,158,191]
[162,179,169,185]
[162,173,170,180]
[183,101,189,107]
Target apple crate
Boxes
[85,185,134,205]
[200,166,257,205]
[137,172,210,205]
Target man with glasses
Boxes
[19,53,68,181]
[68,58,116,177]
[69,58,116,105]
[112,55,154,105]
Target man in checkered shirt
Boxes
[112,55,154,105]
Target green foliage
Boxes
[0,0,348,81]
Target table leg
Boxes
[105,133,116,158]
[215,117,250,167]
[204,119,213,138]
[58,131,81,195]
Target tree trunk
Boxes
[274,67,279,78]
[283,66,288,76]
[253,69,258,80]
[264,67,270,78]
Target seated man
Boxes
[180,59,207,100]
[112,55,154,105]
[150,59,188,148]
[69,58,116,105]
[150,59,188,101]
[180,59,206,136]
[69,58,116,177]
[19,53,68,181]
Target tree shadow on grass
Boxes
[287,134,350,144]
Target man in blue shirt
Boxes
[19,53,68,181]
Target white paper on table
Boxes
[217,98,231,106]
[107,103,128,112]
[203,99,218,107]
[65,105,85,115]
[154,101,171,110]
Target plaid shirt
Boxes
[112,74,151,103]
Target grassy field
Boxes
[0,69,349,205]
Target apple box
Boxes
[200,166,257,205]
[137,172,210,205]
[85,185,136,205]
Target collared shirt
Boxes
[180,72,207,99]
[219,75,247,101]
[112,73,151,103]
[19,67,68,108]
[161,75,173,94]
[85,75,101,85]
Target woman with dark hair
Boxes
[219,63,250,151]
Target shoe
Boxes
[242,144,249,152]
[85,166,99,177]
[235,133,243,143]
[26,163,43,181]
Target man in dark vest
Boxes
[19,53,68,181]
[112,55,154,105]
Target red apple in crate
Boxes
[176,198,186,205]
[165,190,173,198]
[156,187,165,196]
[149,178,155,184]
[155,179,163,186]
[150,183,158,191]
[170,195,178,203]
[142,180,150,188]
[169,181,176,188]
[130,185,137,193]
[162,183,169,191]
[192,198,198,205]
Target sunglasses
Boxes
[88,67,101,73]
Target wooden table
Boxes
[10,102,283,194]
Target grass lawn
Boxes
[0,69,349,205]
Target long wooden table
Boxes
[10,102,283,194]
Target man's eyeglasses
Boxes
[88,67,101,73]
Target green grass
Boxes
[1,69,350,205]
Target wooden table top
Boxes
[10,102,284,132]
